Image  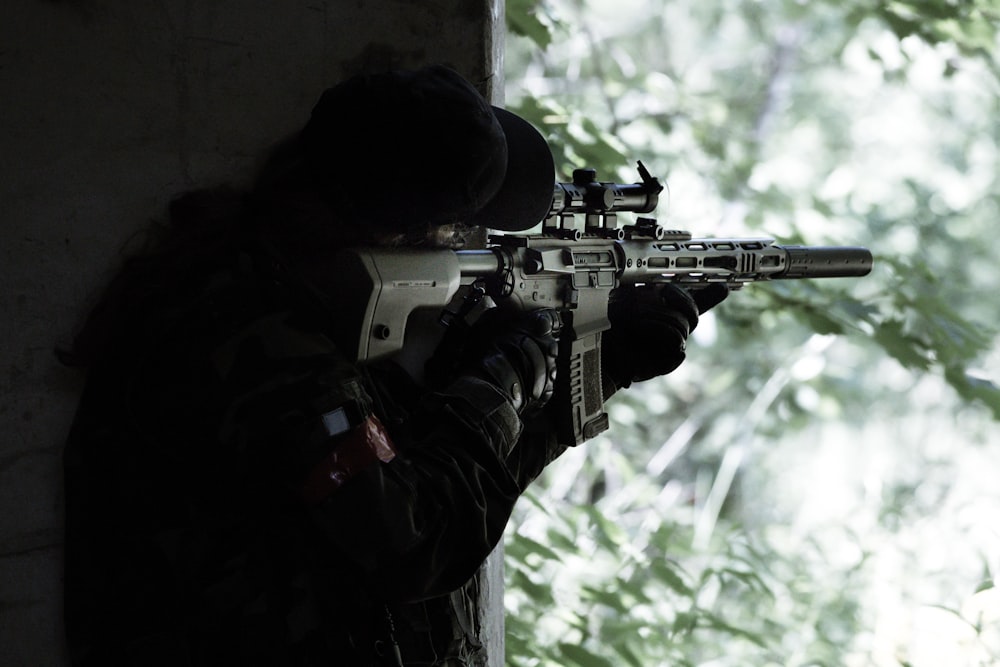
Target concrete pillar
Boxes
[0,1,505,664]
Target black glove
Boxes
[601,283,728,392]
[459,308,562,416]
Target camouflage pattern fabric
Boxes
[62,245,559,666]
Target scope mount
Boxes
[544,161,669,240]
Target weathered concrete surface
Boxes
[0,1,505,664]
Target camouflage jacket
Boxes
[63,243,566,666]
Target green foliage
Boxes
[506,488,868,665]
[506,0,557,49]
[867,0,1000,61]
[506,0,1000,419]
[504,0,1000,664]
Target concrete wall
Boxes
[0,1,505,664]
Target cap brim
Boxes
[471,107,555,232]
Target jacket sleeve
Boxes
[212,310,529,602]
[306,375,525,601]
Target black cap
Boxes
[300,65,555,232]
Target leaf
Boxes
[581,584,630,613]
[700,610,769,648]
[649,559,694,597]
[558,642,617,667]
[608,637,645,667]
[944,367,1000,421]
[582,505,627,550]
[672,610,698,636]
[877,5,927,41]
[519,490,554,516]
[546,525,581,554]
[831,296,881,327]
[872,319,933,371]
[800,308,846,336]
[719,567,776,599]
[510,569,554,606]
[506,0,554,49]
[508,532,566,563]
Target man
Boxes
[62,65,725,665]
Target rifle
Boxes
[332,163,873,445]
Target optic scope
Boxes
[549,162,664,216]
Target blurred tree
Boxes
[504,0,1000,664]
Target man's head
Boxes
[298,65,555,238]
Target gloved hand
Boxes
[459,308,562,416]
[601,283,728,393]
